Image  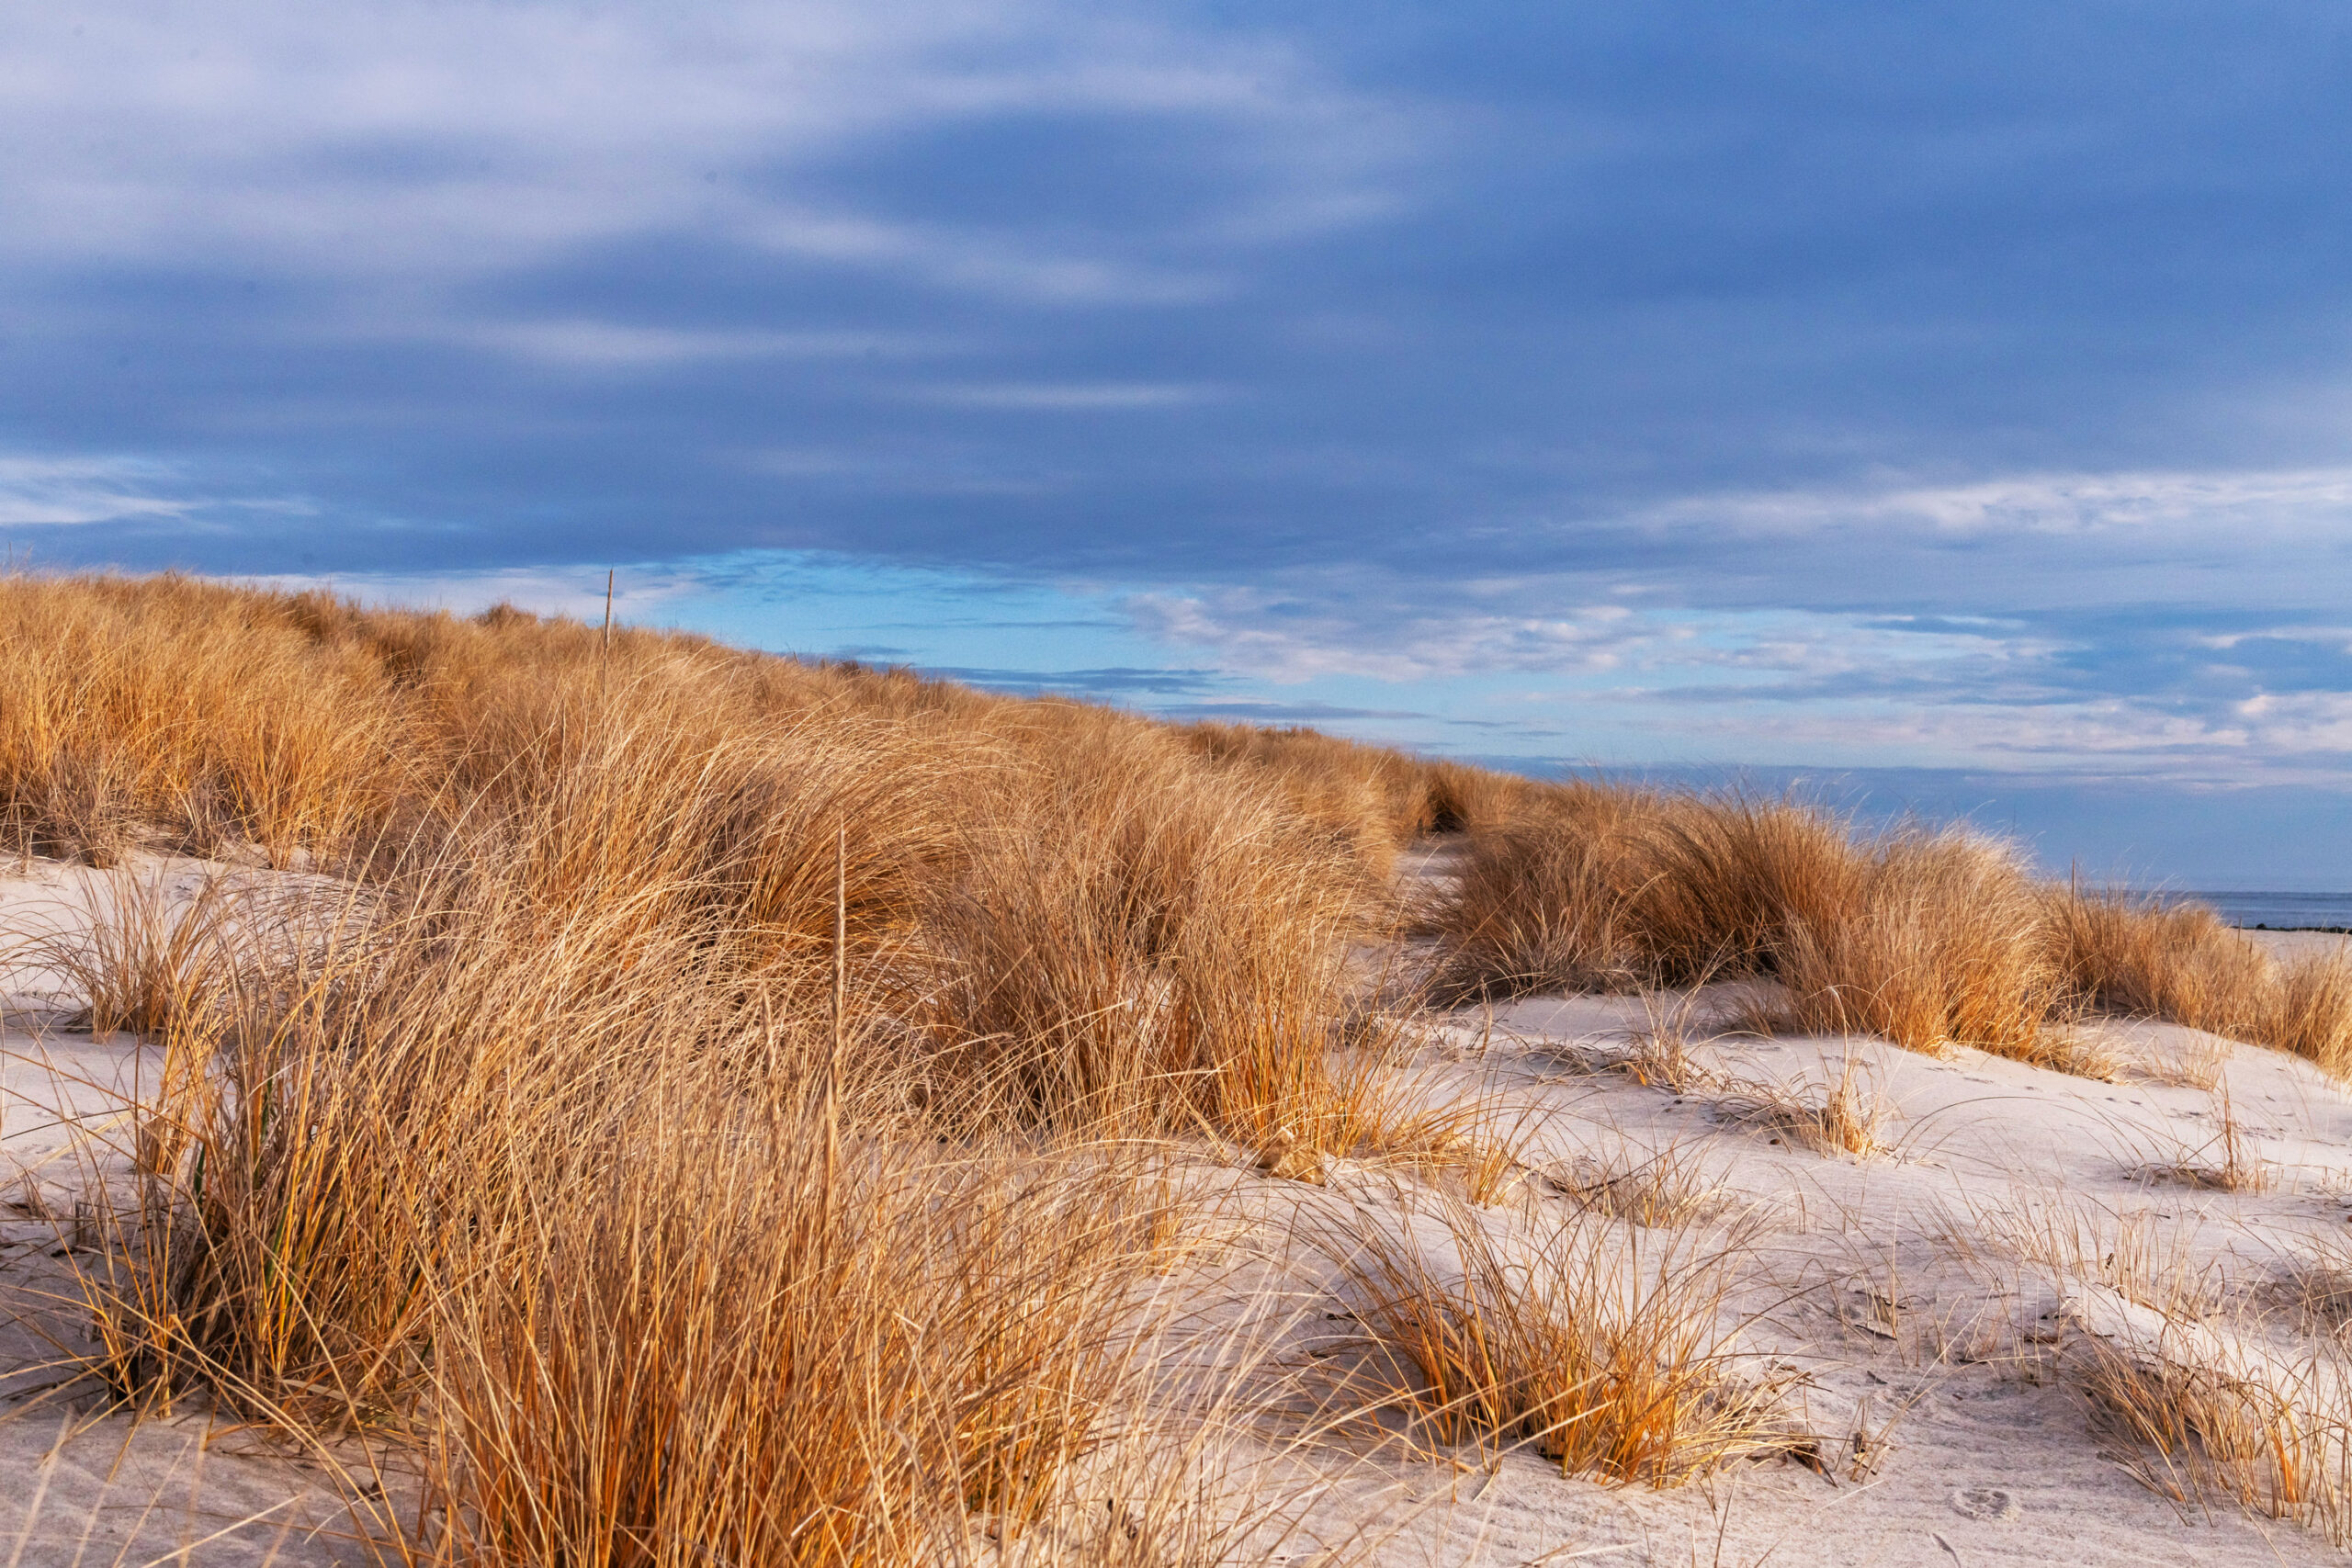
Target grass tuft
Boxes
[1308,1195,1789,1484]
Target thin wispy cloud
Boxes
[450,322,944,370]
[0,457,197,527]
[914,381,1224,411]
[1629,468,2352,542]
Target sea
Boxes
[2185,891,2352,933]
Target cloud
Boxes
[920,663,1226,696]
[0,454,328,532]
[1633,467,2352,543]
[447,321,945,370]
[5,2,2350,810]
[912,380,1222,411]
[0,457,198,527]
[1118,576,2070,691]
[1124,587,1662,682]
[247,562,706,624]
[0,2,1405,298]
[2232,691,2352,756]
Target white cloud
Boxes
[245,563,705,625]
[0,453,329,531]
[0,456,199,527]
[1670,701,2248,762]
[1126,587,1679,682]
[2201,625,2352,657]
[1636,466,2352,541]
[0,1,1410,309]
[2233,691,2352,754]
[1122,581,2047,687]
[1560,683,2352,780]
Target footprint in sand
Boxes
[1950,1487,2020,1520]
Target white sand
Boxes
[1,857,388,1564]
[1284,997,2352,1565]
[2249,928,2352,964]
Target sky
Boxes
[4,1,2349,886]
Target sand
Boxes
[1301,998,2352,1564]
[0,857,386,1564]
[6,851,2352,1564]
[2249,928,2352,964]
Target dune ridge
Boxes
[1,570,2350,1564]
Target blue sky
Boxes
[5,1,2349,884]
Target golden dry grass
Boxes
[17,864,237,1038]
[912,736,1368,1145]
[1308,1195,1788,1484]
[2080,1344,2352,1547]
[1425,780,2352,1078]
[1724,1053,1898,1159]
[0,572,1549,1563]
[425,1111,1178,1565]
[52,850,1282,1565]
[1180,721,1515,872]
[0,573,1467,891]
[1966,1190,2352,1546]
[13,568,2352,1562]
[1765,830,2058,1059]
[1423,788,2064,1058]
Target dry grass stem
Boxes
[1536,1143,1730,1229]
[2068,1286,2352,1546]
[2130,1083,2277,1195]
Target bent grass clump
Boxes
[429,1110,1180,1567]
[2126,1083,2277,1196]
[1308,1195,1790,1484]
[1722,1053,1897,1160]
[55,857,1277,1565]
[2062,1269,2352,1548]
[1425,791,2068,1060]
[14,864,237,1039]
[1958,1187,2352,1545]
[2050,889,2352,1077]
[2081,1345,2352,1548]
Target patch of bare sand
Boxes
[1288,988,2352,1565]
[1,856,394,1565]
[2247,928,2352,964]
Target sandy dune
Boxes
[6,852,2352,1565]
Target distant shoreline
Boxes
[2187,891,2352,935]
